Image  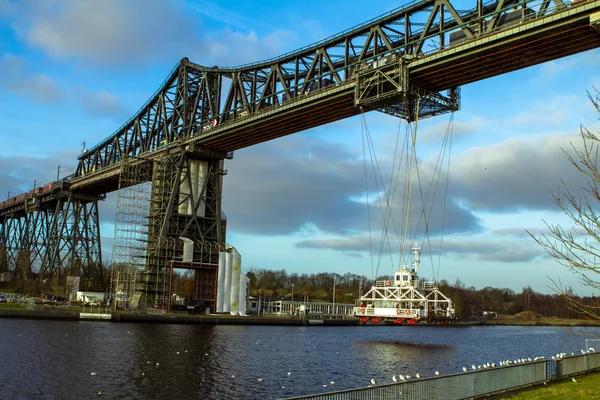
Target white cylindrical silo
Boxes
[178,171,189,214]
[223,250,233,313]
[179,237,194,264]
[190,160,199,215]
[197,161,207,217]
[230,247,241,315]
[239,273,249,316]
[216,251,227,312]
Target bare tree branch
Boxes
[529,88,600,324]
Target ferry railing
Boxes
[374,280,391,287]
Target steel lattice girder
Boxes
[144,153,226,305]
[73,0,600,181]
[0,199,102,286]
[38,198,103,285]
[2,214,24,273]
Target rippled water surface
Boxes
[0,320,597,399]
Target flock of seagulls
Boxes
[367,347,597,388]
[254,371,335,389]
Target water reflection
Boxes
[0,321,598,399]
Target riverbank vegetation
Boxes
[235,268,600,323]
[2,267,598,322]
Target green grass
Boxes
[0,303,27,310]
[498,372,600,399]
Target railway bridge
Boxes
[1,0,599,309]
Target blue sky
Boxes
[1,0,599,296]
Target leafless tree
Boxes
[529,88,600,323]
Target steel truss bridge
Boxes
[0,0,599,309]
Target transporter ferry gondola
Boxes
[352,243,456,325]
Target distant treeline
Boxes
[227,268,597,319]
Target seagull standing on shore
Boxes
[371,379,376,385]
[392,375,398,383]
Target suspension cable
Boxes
[361,112,405,279]
[436,113,454,282]
[401,97,421,267]
[362,113,392,278]
[360,96,453,282]
[410,112,454,281]
[360,110,375,280]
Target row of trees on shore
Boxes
[1,263,594,320]
[238,268,595,320]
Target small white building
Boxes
[0,272,13,282]
[247,296,259,314]
[172,294,186,305]
[76,291,106,305]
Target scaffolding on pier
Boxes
[110,158,153,309]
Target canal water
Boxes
[0,320,597,399]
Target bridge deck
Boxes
[411,3,600,90]
[5,1,600,202]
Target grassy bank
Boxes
[482,312,598,327]
[495,372,600,399]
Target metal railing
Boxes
[556,352,600,378]
[284,351,600,400]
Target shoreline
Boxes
[0,308,597,327]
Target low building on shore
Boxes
[75,291,106,305]
[249,298,354,318]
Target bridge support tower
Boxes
[111,148,227,311]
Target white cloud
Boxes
[419,116,484,144]
[75,89,131,120]
[222,132,483,237]
[7,74,61,103]
[0,149,79,195]
[186,0,251,32]
[0,54,61,103]
[0,53,129,119]
[504,95,582,128]
[296,236,370,252]
[442,238,546,263]
[451,132,590,212]
[536,51,600,79]
[11,0,200,65]
[201,28,298,66]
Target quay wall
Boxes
[0,309,359,326]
